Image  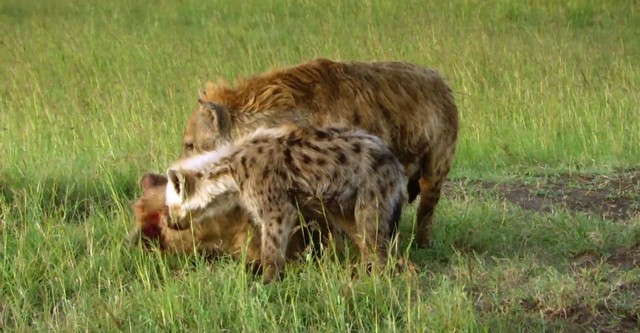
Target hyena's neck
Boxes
[206,169,238,193]
[197,173,241,215]
[178,168,238,216]
[230,108,311,140]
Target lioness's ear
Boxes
[140,172,168,192]
[197,99,232,141]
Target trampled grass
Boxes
[1,0,639,331]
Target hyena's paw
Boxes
[260,264,284,285]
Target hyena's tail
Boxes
[388,160,408,238]
[389,195,404,238]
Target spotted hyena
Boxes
[126,173,326,271]
[166,123,406,283]
[180,58,459,248]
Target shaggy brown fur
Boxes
[168,124,407,284]
[180,58,459,248]
[126,173,323,271]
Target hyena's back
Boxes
[231,125,406,222]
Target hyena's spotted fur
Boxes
[166,123,406,283]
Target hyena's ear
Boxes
[140,173,168,192]
[166,169,199,201]
[197,99,232,141]
[167,169,187,202]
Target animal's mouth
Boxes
[166,215,191,231]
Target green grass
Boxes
[1,0,639,331]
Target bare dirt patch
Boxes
[607,244,640,270]
[516,280,640,333]
[572,243,640,271]
[552,282,639,333]
[445,168,640,222]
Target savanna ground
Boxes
[1,0,639,331]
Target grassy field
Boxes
[1,0,639,331]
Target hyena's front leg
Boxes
[353,193,393,271]
[255,197,298,284]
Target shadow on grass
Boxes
[446,168,640,222]
[433,169,640,259]
[0,172,139,223]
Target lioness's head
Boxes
[165,157,239,231]
[180,86,233,159]
[127,173,169,247]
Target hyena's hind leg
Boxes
[414,141,457,248]
[253,196,299,284]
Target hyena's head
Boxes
[127,172,169,247]
[165,164,239,231]
[180,89,233,159]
